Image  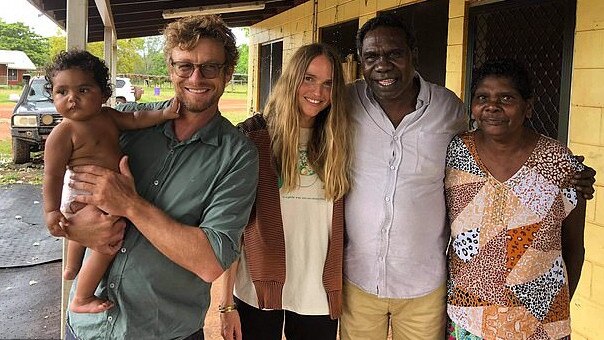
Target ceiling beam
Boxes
[94,0,115,29]
[37,0,300,41]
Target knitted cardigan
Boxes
[238,114,344,319]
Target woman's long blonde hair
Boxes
[265,43,352,201]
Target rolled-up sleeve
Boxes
[201,143,259,269]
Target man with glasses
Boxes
[60,15,259,339]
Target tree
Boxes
[236,44,248,75]
[138,36,167,76]
[48,35,67,59]
[86,41,105,59]
[116,38,145,73]
[0,19,49,66]
[47,35,144,74]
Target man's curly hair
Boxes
[44,49,112,99]
[162,15,239,71]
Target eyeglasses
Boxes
[170,60,226,79]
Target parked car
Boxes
[10,76,62,164]
[115,76,141,103]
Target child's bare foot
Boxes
[63,267,79,280]
[70,296,114,313]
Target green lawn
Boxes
[222,111,250,125]
[0,139,44,185]
[0,86,23,103]
[137,83,248,102]
[0,139,10,158]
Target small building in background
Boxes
[0,50,37,86]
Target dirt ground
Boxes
[0,104,11,141]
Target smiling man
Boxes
[341,14,596,340]
[340,14,468,340]
[61,15,259,340]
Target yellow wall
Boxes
[246,1,314,112]
[567,0,604,338]
[444,0,466,98]
[249,1,604,336]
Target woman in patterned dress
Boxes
[444,59,586,340]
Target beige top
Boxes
[235,128,333,315]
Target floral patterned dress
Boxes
[445,131,582,340]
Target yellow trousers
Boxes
[340,280,446,340]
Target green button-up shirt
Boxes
[68,108,259,340]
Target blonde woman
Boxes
[220,43,352,340]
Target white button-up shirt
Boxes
[344,75,466,298]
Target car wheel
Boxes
[12,137,31,164]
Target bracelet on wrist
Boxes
[218,304,237,313]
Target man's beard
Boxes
[176,89,222,114]
[179,97,215,114]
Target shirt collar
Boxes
[162,112,223,147]
[415,73,429,109]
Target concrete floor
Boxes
[0,183,61,339]
[0,262,61,339]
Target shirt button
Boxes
[120,247,127,253]
[382,228,387,234]
[393,136,399,140]
[379,256,384,261]
[390,165,395,170]
[107,316,113,322]
[385,197,390,202]
[109,283,116,289]
[153,180,159,185]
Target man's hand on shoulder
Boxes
[572,155,597,200]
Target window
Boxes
[258,41,283,111]
[8,69,18,81]
[320,20,359,61]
